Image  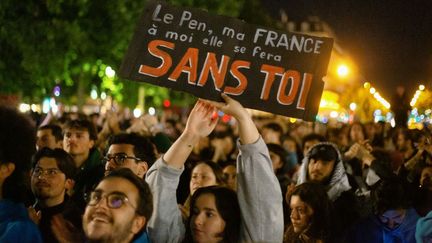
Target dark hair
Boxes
[308,143,339,163]
[185,186,241,243]
[301,133,326,150]
[63,119,98,141]
[104,168,153,222]
[192,161,226,186]
[267,143,289,173]
[0,106,36,203]
[263,122,284,134]
[371,176,410,214]
[38,124,63,142]
[287,182,332,240]
[32,148,77,179]
[348,122,367,142]
[107,133,157,168]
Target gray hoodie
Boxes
[146,137,284,243]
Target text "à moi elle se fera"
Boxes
[138,40,313,109]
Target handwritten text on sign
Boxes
[119,1,333,120]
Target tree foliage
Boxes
[0,0,272,109]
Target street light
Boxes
[337,64,349,77]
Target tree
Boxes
[1,0,273,109]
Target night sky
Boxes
[262,0,432,99]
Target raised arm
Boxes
[163,100,218,168]
[207,93,284,242]
[145,100,218,242]
[208,93,259,145]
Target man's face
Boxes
[31,157,71,205]
[83,177,145,243]
[36,129,62,150]
[378,208,406,229]
[63,128,94,156]
[307,158,335,183]
[104,144,147,178]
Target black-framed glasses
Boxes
[102,153,142,165]
[85,190,136,209]
[32,168,62,178]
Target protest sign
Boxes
[119,1,333,120]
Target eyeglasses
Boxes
[102,153,142,165]
[85,190,136,209]
[32,168,62,177]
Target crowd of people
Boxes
[1,93,432,242]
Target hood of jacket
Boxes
[297,142,351,201]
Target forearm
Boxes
[237,113,259,145]
[163,131,200,169]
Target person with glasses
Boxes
[83,168,153,243]
[30,147,82,243]
[104,133,157,179]
[297,142,360,242]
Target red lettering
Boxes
[139,40,174,77]
[223,60,250,95]
[260,64,284,100]
[277,70,300,105]
[168,48,198,83]
[197,53,230,91]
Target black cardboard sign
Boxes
[119,1,333,120]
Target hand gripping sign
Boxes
[119,1,333,121]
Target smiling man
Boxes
[83,168,153,243]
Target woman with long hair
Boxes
[146,95,284,242]
[284,182,332,243]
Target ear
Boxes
[88,139,95,149]
[137,162,149,178]
[131,215,146,234]
[0,162,15,180]
[64,178,75,191]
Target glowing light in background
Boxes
[53,86,61,97]
[90,89,98,100]
[133,107,142,118]
[148,107,156,116]
[337,64,349,77]
[105,66,116,78]
[19,103,30,113]
[163,99,171,108]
